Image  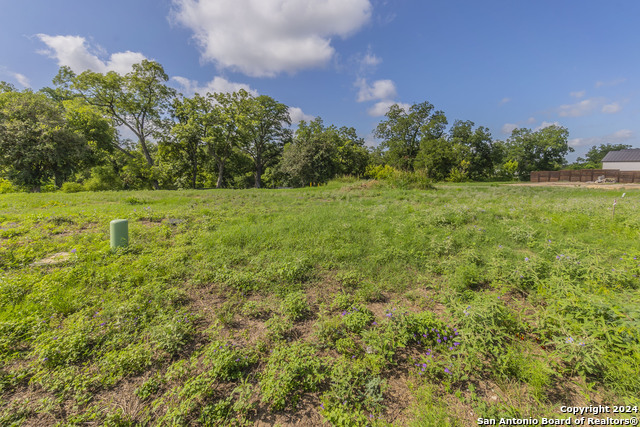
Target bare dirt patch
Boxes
[509,182,640,190]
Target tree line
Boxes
[0,60,625,192]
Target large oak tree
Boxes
[55,61,176,188]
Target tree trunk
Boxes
[54,173,64,189]
[139,137,154,167]
[216,161,224,189]
[191,152,198,189]
[255,163,262,188]
[139,136,159,190]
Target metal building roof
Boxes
[602,149,640,162]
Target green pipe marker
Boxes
[110,219,129,250]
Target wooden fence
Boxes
[530,169,640,183]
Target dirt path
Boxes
[508,182,640,190]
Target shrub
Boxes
[135,374,164,401]
[388,169,433,190]
[150,312,195,356]
[365,165,434,189]
[331,292,356,311]
[202,340,253,381]
[265,316,293,342]
[452,263,486,292]
[259,341,326,410]
[99,343,153,387]
[276,259,313,284]
[320,356,386,424]
[280,290,310,321]
[84,165,123,191]
[0,178,17,193]
[341,305,375,333]
[336,271,363,290]
[365,164,396,180]
[60,182,84,193]
[457,294,521,363]
[33,316,99,367]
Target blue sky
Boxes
[1,0,639,160]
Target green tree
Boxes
[281,118,338,187]
[55,60,176,188]
[334,126,370,177]
[240,95,291,188]
[63,98,118,164]
[0,81,16,93]
[448,120,498,180]
[505,125,572,180]
[209,90,254,188]
[161,95,211,189]
[374,102,447,171]
[0,91,90,191]
[414,136,458,181]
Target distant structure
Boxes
[602,149,640,171]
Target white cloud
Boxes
[595,78,626,88]
[349,47,382,75]
[534,121,560,131]
[355,78,397,102]
[36,34,146,74]
[569,90,585,98]
[558,98,604,117]
[172,76,257,96]
[170,0,372,77]
[499,97,510,105]
[526,117,536,124]
[602,102,622,114]
[289,107,315,125]
[12,72,30,88]
[361,53,381,67]
[368,100,410,117]
[501,123,518,135]
[569,129,634,148]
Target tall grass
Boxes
[1,182,639,425]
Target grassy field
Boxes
[1,179,639,426]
